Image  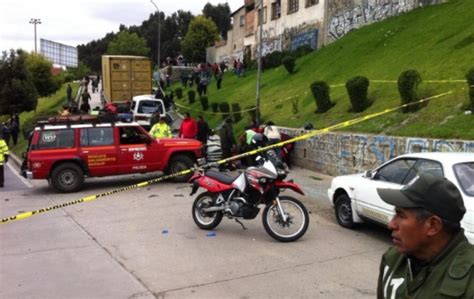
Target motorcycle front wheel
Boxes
[192,192,223,230]
[262,196,309,242]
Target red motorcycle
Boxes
[189,138,309,242]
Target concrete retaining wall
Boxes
[280,128,474,176]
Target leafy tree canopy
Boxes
[26,53,58,97]
[202,3,231,40]
[181,16,220,63]
[106,31,150,56]
[0,50,38,115]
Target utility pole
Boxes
[150,0,161,68]
[255,0,264,126]
[29,18,41,54]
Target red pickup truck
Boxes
[22,117,204,192]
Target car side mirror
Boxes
[364,170,373,179]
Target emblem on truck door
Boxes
[133,152,144,161]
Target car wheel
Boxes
[167,155,194,183]
[50,162,84,193]
[335,194,356,228]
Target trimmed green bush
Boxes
[231,103,242,122]
[219,102,230,119]
[187,89,196,104]
[466,67,474,114]
[282,55,296,74]
[264,50,291,69]
[295,45,313,57]
[398,70,422,113]
[175,87,183,99]
[199,96,209,110]
[310,81,334,113]
[346,76,370,112]
[210,102,219,113]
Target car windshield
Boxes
[453,162,474,196]
[138,100,162,114]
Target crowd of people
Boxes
[1,114,20,147]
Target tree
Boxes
[181,16,220,63]
[106,31,150,56]
[78,32,116,72]
[0,50,38,115]
[26,53,58,97]
[202,3,231,40]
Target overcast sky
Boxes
[0,0,243,53]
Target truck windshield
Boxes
[138,100,163,114]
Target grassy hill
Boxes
[174,0,474,140]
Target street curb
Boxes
[8,152,22,172]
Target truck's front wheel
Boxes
[50,162,84,193]
[167,155,194,182]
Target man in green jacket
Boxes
[0,133,10,187]
[376,174,473,298]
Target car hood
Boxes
[331,173,365,186]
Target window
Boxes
[80,128,114,146]
[138,100,163,114]
[404,159,444,184]
[271,1,281,20]
[374,159,416,184]
[119,127,149,145]
[305,0,318,7]
[453,162,474,196]
[258,6,267,25]
[288,0,299,14]
[38,130,74,149]
[240,15,245,27]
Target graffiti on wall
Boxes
[291,30,319,51]
[328,0,417,41]
[256,38,282,57]
[280,129,474,176]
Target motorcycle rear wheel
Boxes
[262,196,309,242]
[192,192,223,230]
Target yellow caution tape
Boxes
[0,89,455,225]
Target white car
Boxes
[327,152,474,244]
[131,95,166,130]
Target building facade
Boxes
[207,0,443,65]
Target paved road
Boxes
[2,162,32,192]
[0,165,391,298]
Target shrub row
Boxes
[310,68,474,114]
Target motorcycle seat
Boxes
[205,170,239,184]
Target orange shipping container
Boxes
[102,55,152,102]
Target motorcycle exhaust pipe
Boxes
[202,206,225,212]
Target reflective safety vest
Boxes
[150,122,172,139]
[0,139,9,165]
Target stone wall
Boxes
[327,0,444,42]
[280,128,474,176]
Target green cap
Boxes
[377,174,466,223]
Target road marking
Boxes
[7,163,33,188]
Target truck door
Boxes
[118,126,162,173]
[130,59,151,97]
[111,59,131,101]
[79,127,119,176]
